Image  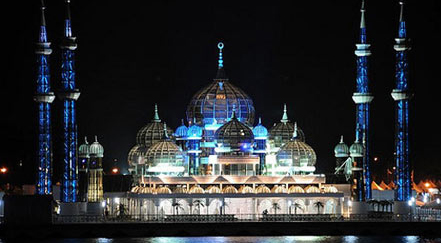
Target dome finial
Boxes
[163,122,169,139]
[340,135,344,143]
[181,118,185,125]
[293,122,298,139]
[218,42,224,69]
[258,117,262,125]
[153,103,161,122]
[231,104,237,120]
[94,135,98,142]
[399,1,405,22]
[84,136,88,144]
[281,103,289,123]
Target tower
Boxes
[334,136,349,175]
[59,0,80,202]
[34,1,55,195]
[392,1,412,201]
[78,137,90,202]
[352,0,373,200]
[88,136,104,202]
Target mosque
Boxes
[26,0,414,219]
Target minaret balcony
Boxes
[352,93,374,104]
[35,42,52,55]
[58,90,81,100]
[33,92,55,103]
[391,90,412,101]
[354,44,371,56]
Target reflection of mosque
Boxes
[94,43,349,217]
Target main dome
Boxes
[186,43,255,127]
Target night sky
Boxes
[2,1,440,184]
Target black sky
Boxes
[2,1,441,184]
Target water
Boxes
[1,237,440,243]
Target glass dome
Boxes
[187,121,203,139]
[334,136,349,158]
[269,105,305,148]
[252,117,268,139]
[144,127,186,176]
[136,104,174,147]
[89,136,104,158]
[214,111,254,152]
[78,137,90,158]
[186,43,255,127]
[174,119,188,138]
[276,125,316,174]
[128,144,148,166]
[349,139,364,157]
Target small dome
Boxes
[174,119,188,138]
[252,117,268,139]
[89,136,104,158]
[173,186,188,194]
[186,43,255,127]
[144,125,186,176]
[324,186,338,193]
[156,186,172,194]
[187,120,203,138]
[276,124,316,171]
[269,105,305,147]
[128,145,148,166]
[271,185,287,193]
[189,185,205,194]
[238,185,254,193]
[288,186,305,193]
[305,186,320,193]
[214,111,254,151]
[206,185,221,194]
[349,139,364,157]
[79,137,90,158]
[136,104,174,147]
[255,185,271,193]
[222,185,238,194]
[334,136,349,158]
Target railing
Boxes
[52,212,441,224]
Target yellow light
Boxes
[112,167,119,174]
[425,182,430,188]
[0,167,7,173]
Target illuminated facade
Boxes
[392,1,412,202]
[128,43,318,182]
[34,2,55,195]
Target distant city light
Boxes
[112,167,119,174]
[0,167,7,174]
[373,157,379,162]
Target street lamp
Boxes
[0,167,7,174]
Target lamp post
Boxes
[407,199,414,221]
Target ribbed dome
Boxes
[78,137,90,158]
[136,104,174,147]
[222,185,238,194]
[189,185,205,194]
[174,119,188,138]
[252,117,268,139]
[238,185,254,193]
[187,121,203,138]
[269,105,305,147]
[276,125,316,170]
[214,111,254,151]
[255,185,271,193]
[128,144,148,166]
[334,136,349,158]
[89,136,104,158]
[350,140,364,157]
[186,43,255,127]
[144,126,185,176]
[288,185,305,193]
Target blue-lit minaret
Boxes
[253,117,268,175]
[352,0,373,200]
[392,1,412,202]
[59,0,80,202]
[34,1,55,195]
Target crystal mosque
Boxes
[26,0,414,218]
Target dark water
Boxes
[2,236,441,243]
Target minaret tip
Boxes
[215,42,227,80]
[281,104,289,123]
[40,0,46,26]
[360,0,366,29]
[399,1,405,22]
[340,135,344,143]
[153,104,161,122]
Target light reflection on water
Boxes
[2,236,441,243]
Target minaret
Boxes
[78,137,90,202]
[352,0,373,200]
[58,0,80,202]
[392,1,412,201]
[88,136,104,203]
[34,0,55,195]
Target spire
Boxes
[359,0,367,44]
[399,1,405,22]
[64,0,73,38]
[94,135,98,143]
[340,135,344,144]
[398,1,407,38]
[163,122,169,139]
[215,42,228,80]
[231,104,237,120]
[39,0,48,43]
[152,104,161,122]
[281,104,289,123]
[84,136,88,145]
[292,122,298,139]
[258,117,262,125]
